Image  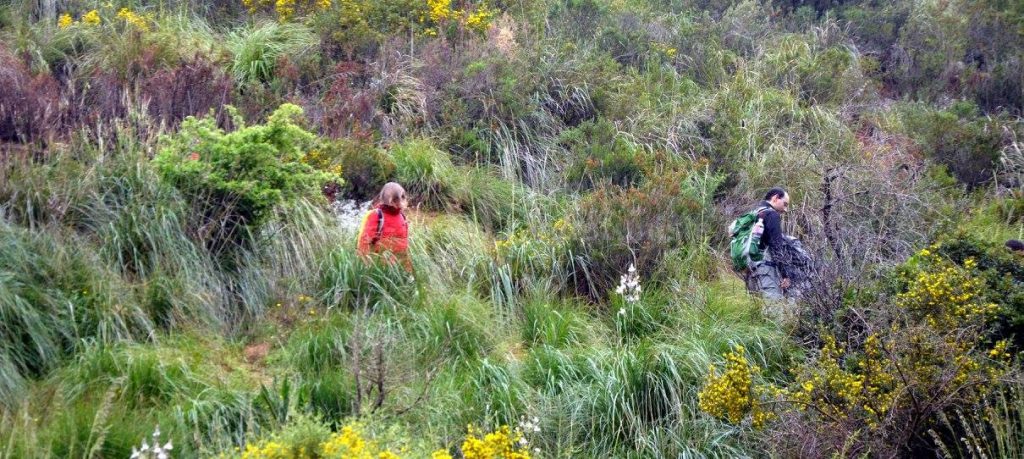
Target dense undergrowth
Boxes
[1,0,1023,457]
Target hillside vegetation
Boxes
[1,0,1023,457]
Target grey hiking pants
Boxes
[745,262,784,300]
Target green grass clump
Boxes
[413,295,496,367]
[0,223,150,407]
[227,21,316,84]
[521,297,593,348]
[279,315,352,376]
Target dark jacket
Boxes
[756,201,793,279]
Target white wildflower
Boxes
[131,427,173,459]
[615,264,641,303]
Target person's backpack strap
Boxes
[743,206,772,268]
[370,208,385,246]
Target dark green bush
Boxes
[323,138,395,201]
[796,46,855,104]
[572,170,705,300]
[901,103,1004,188]
[934,235,1024,349]
[561,118,654,190]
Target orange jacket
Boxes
[357,205,411,270]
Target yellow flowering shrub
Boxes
[222,422,539,459]
[222,422,404,459]
[116,8,151,32]
[897,249,1000,326]
[780,334,896,430]
[239,440,291,459]
[243,0,332,21]
[432,425,532,459]
[59,8,152,32]
[464,4,497,35]
[761,245,1015,454]
[427,0,454,23]
[302,149,345,178]
[420,0,498,37]
[698,345,772,428]
[57,13,74,29]
[82,9,101,26]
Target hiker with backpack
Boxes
[730,187,796,301]
[357,182,412,272]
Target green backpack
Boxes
[729,206,770,272]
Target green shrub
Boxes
[409,214,491,292]
[282,316,352,375]
[41,396,154,459]
[57,343,206,408]
[901,103,1004,187]
[572,169,710,300]
[298,370,356,422]
[154,104,336,255]
[613,293,677,343]
[521,345,591,396]
[460,359,529,426]
[0,223,149,407]
[933,235,1024,349]
[994,192,1024,225]
[448,166,529,233]
[489,205,579,306]
[561,118,654,190]
[796,45,856,104]
[564,343,689,451]
[322,138,395,201]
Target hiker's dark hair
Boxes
[1006,239,1024,251]
[764,187,787,201]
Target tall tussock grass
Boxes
[0,222,150,408]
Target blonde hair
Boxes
[375,182,407,209]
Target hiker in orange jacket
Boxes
[357,182,412,272]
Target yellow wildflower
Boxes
[117,8,150,32]
[58,13,74,29]
[82,9,101,26]
[431,450,454,459]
